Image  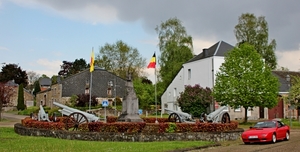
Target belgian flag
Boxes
[147,53,156,68]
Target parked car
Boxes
[241,119,290,144]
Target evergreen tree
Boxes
[17,83,26,110]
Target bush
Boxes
[18,106,39,115]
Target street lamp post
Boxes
[109,79,117,116]
[286,74,292,127]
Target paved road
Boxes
[0,112,27,127]
[189,129,300,152]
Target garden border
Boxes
[14,123,244,142]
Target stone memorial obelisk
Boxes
[117,72,143,122]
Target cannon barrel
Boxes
[53,101,99,122]
[206,106,227,120]
[165,108,192,120]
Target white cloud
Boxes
[0,46,9,51]
[193,38,216,55]
[276,50,300,71]
[31,59,61,77]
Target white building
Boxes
[161,41,260,120]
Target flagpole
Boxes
[89,47,93,111]
[89,71,92,111]
[155,51,158,124]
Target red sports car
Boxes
[241,119,290,144]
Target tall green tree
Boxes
[288,75,300,107]
[17,83,26,111]
[212,43,279,123]
[95,40,146,79]
[133,77,155,110]
[0,64,28,87]
[155,17,194,89]
[234,13,277,69]
[177,84,213,117]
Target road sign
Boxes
[102,100,108,107]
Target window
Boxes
[234,106,241,112]
[188,69,191,80]
[173,88,177,98]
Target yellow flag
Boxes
[90,50,94,72]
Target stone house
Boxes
[270,71,300,120]
[3,80,34,111]
[36,67,127,109]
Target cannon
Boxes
[37,104,51,122]
[165,106,230,124]
[53,101,100,130]
[201,106,230,123]
[164,108,195,123]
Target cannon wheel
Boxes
[65,112,88,131]
[221,112,230,123]
[168,113,182,123]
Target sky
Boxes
[1,0,300,82]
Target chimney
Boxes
[203,49,208,57]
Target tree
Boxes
[0,82,14,120]
[58,61,73,77]
[288,76,300,107]
[133,77,155,110]
[155,17,194,89]
[0,64,28,87]
[58,59,87,78]
[75,94,97,107]
[17,83,26,111]
[95,40,146,79]
[26,71,40,91]
[234,13,277,69]
[212,43,279,123]
[177,84,213,117]
[27,71,40,85]
[70,58,88,75]
[32,80,41,97]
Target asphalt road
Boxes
[189,129,300,152]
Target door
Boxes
[259,106,264,119]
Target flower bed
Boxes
[15,117,243,142]
[21,116,239,133]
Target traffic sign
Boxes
[102,100,109,107]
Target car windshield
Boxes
[253,121,276,128]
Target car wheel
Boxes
[285,132,290,141]
[272,133,277,143]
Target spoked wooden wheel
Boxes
[168,113,181,123]
[65,112,88,131]
[221,112,230,123]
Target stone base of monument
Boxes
[117,113,144,122]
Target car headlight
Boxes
[261,134,267,137]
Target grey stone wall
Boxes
[14,123,244,142]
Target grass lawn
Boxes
[0,127,215,152]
